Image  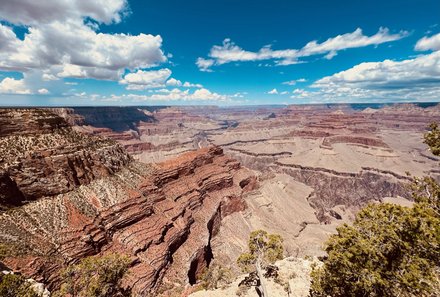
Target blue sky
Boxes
[0,0,439,106]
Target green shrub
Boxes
[237,230,284,273]
[0,273,39,297]
[199,263,233,290]
[311,123,440,297]
[53,253,132,297]
[310,201,440,297]
[424,122,440,156]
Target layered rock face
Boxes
[40,104,440,260]
[0,109,131,203]
[0,118,255,296]
[53,107,161,132]
[2,104,438,295]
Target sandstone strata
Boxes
[0,142,254,296]
[0,109,131,202]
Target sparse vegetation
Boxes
[0,127,116,165]
[424,122,440,156]
[310,123,440,297]
[53,253,132,297]
[199,263,233,290]
[0,273,39,297]
[237,230,284,297]
[310,201,440,296]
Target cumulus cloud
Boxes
[197,28,407,71]
[183,81,203,88]
[0,0,128,25]
[119,69,204,91]
[120,69,172,90]
[415,33,440,51]
[148,88,228,101]
[73,88,230,102]
[313,51,440,90]
[298,33,440,102]
[42,73,59,81]
[0,21,166,80]
[196,58,215,72]
[38,88,49,94]
[0,1,166,82]
[268,88,279,94]
[166,78,182,87]
[0,77,32,94]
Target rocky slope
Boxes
[0,109,131,204]
[0,147,255,296]
[0,109,256,296]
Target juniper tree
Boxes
[310,123,440,297]
[53,253,132,297]
[237,230,284,297]
[424,122,440,156]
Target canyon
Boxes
[1,103,439,296]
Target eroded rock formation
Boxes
[0,109,256,296]
[0,109,131,202]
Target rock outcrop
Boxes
[0,109,131,202]
[0,171,25,209]
[0,139,255,296]
[53,107,161,132]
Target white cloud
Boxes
[119,69,204,91]
[0,77,32,94]
[0,0,128,25]
[268,88,278,94]
[197,28,407,71]
[291,88,311,99]
[313,51,440,90]
[298,27,405,57]
[282,78,307,85]
[0,2,166,81]
[42,73,59,81]
[191,88,228,101]
[120,69,172,90]
[149,88,228,101]
[183,81,203,88]
[73,88,230,102]
[415,33,440,51]
[297,34,440,103]
[196,57,215,72]
[232,92,247,98]
[38,88,49,94]
[324,51,338,60]
[166,78,182,87]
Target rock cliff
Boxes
[0,109,131,203]
[0,109,255,296]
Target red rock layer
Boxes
[0,109,132,202]
[0,146,256,296]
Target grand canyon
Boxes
[1,103,439,296]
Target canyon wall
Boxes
[0,109,256,296]
[0,109,131,202]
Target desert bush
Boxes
[310,123,440,297]
[310,200,440,296]
[53,253,131,297]
[424,122,440,156]
[199,263,233,290]
[0,273,39,297]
